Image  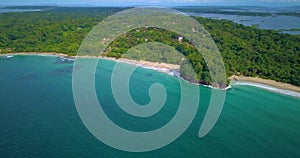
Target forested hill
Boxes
[197,17,300,86]
[0,7,299,86]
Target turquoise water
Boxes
[0,55,300,157]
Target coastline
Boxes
[229,75,300,98]
[94,56,179,72]
[2,52,300,98]
[77,55,181,77]
[0,52,181,77]
[0,52,68,57]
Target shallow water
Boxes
[0,55,300,157]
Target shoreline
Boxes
[77,55,181,77]
[229,75,300,98]
[1,52,179,69]
[0,52,68,57]
[94,56,180,75]
[1,52,181,77]
[2,52,300,97]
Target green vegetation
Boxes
[0,7,125,55]
[0,7,299,86]
[197,17,300,86]
[124,42,184,65]
[104,27,211,84]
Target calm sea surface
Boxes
[189,13,300,34]
[0,9,41,13]
[0,55,300,157]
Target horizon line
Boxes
[1,2,300,7]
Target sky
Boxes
[1,0,300,6]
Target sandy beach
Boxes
[2,52,300,97]
[1,52,181,77]
[76,55,180,70]
[1,52,68,57]
[229,75,300,97]
[74,55,181,76]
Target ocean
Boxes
[0,55,300,157]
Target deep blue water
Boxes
[0,55,300,157]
